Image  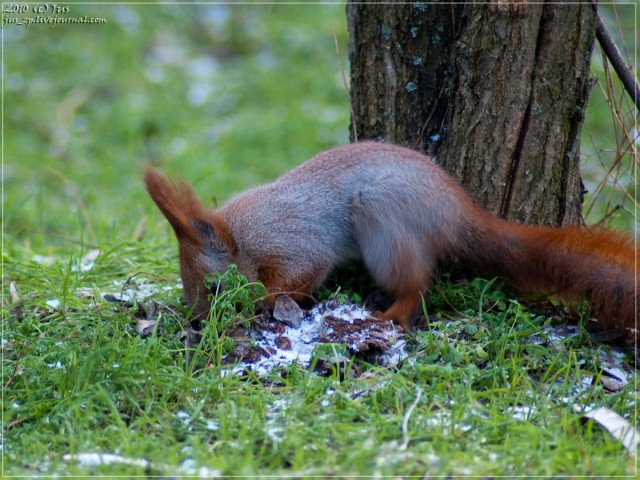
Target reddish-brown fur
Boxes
[144,142,637,340]
[465,215,637,332]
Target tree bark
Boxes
[347,1,461,149]
[347,1,596,226]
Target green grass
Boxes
[3,3,637,477]
[4,255,637,476]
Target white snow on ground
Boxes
[224,301,410,376]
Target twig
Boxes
[91,295,108,323]
[400,387,423,450]
[595,12,640,113]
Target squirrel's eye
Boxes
[209,282,220,294]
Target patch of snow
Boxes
[205,420,219,431]
[71,249,101,272]
[581,376,593,388]
[379,338,410,368]
[106,278,181,302]
[31,254,57,266]
[175,410,191,426]
[224,300,410,376]
[64,451,224,479]
[510,405,537,421]
[32,250,101,272]
[264,397,291,444]
[63,452,149,469]
[45,299,61,309]
[424,410,473,433]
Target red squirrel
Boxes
[144,142,637,339]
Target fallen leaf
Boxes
[136,320,156,336]
[574,405,639,457]
[9,282,20,303]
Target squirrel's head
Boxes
[144,168,236,320]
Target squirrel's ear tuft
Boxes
[143,167,207,245]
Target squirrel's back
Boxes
[220,142,472,270]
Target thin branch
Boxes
[595,12,640,113]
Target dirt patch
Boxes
[217,299,409,376]
[132,296,409,376]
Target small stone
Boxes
[274,335,292,350]
[273,295,304,328]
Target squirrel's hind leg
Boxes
[350,206,433,331]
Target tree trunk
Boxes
[347,1,596,226]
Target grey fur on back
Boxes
[219,142,470,289]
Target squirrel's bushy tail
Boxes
[459,211,638,334]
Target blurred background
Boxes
[3,2,636,256]
[4,3,351,251]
